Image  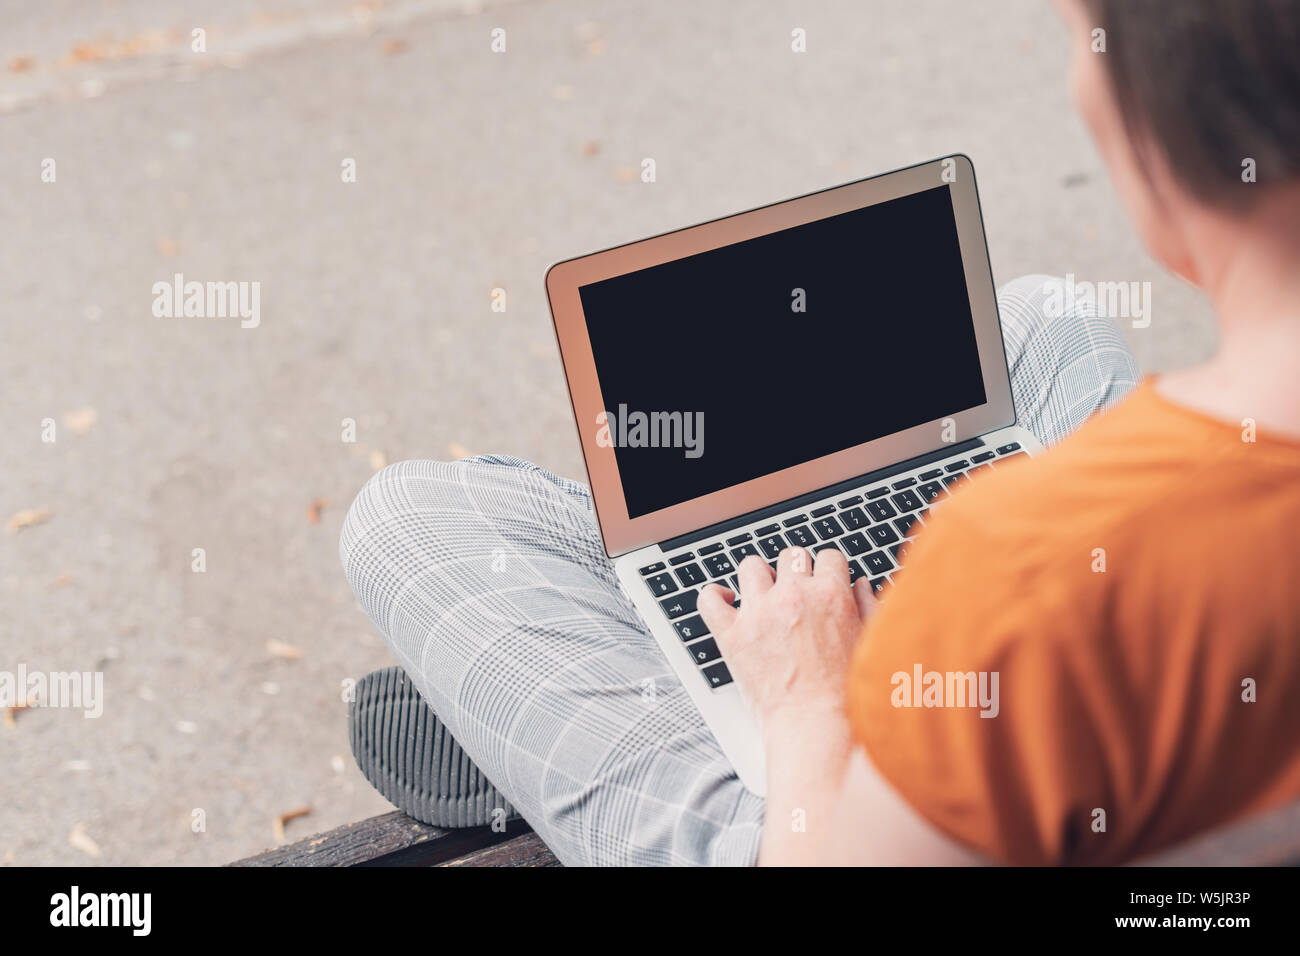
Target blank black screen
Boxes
[579,184,986,519]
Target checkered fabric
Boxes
[339,274,1141,866]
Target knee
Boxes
[338,455,565,586]
[998,273,1134,357]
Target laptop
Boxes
[544,155,1041,794]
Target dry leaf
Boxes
[67,43,108,64]
[368,449,387,470]
[8,509,53,533]
[614,166,639,183]
[266,639,304,660]
[156,237,178,256]
[581,140,600,158]
[307,497,328,524]
[68,822,102,858]
[448,441,473,460]
[273,806,312,843]
[8,56,34,73]
[381,38,407,55]
[62,405,98,435]
[4,702,32,728]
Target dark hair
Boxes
[1078,0,1300,208]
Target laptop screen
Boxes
[578,184,987,520]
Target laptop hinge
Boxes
[656,437,984,552]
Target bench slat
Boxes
[439,831,561,867]
[229,811,532,867]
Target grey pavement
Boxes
[0,0,1215,865]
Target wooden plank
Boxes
[1138,798,1300,867]
[229,811,535,867]
[439,831,561,867]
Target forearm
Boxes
[755,704,855,866]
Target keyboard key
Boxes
[971,451,996,463]
[757,534,788,559]
[673,615,709,642]
[837,495,863,508]
[638,562,665,575]
[675,563,707,587]
[944,459,970,473]
[645,573,678,597]
[703,554,735,577]
[786,525,817,548]
[943,474,966,487]
[813,516,844,540]
[894,514,921,538]
[840,507,870,530]
[996,442,1022,455]
[731,543,761,563]
[868,524,900,547]
[668,552,695,566]
[863,551,896,575]
[968,464,991,477]
[868,576,889,595]
[841,532,872,556]
[698,543,723,556]
[919,468,943,481]
[918,481,946,503]
[726,533,753,546]
[848,560,867,583]
[812,542,840,555]
[783,514,809,528]
[811,505,836,518]
[891,477,916,489]
[755,523,780,536]
[702,661,733,689]
[891,489,924,512]
[866,487,890,499]
[686,637,722,665]
[866,500,897,522]
[659,591,697,618]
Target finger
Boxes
[737,554,774,599]
[813,545,849,585]
[853,579,878,621]
[697,583,738,635]
[778,545,813,578]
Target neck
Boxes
[1157,200,1300,436]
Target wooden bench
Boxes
[232,795,1300,867]
[231,812,559,867]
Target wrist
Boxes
[761,700,854,773]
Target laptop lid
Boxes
[546,155,1013,557]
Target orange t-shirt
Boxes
[846,380,1300,865]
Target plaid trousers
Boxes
[340,274,1140,866]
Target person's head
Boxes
[1057,0,1300,287]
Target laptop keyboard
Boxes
[637,442,1027,690]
